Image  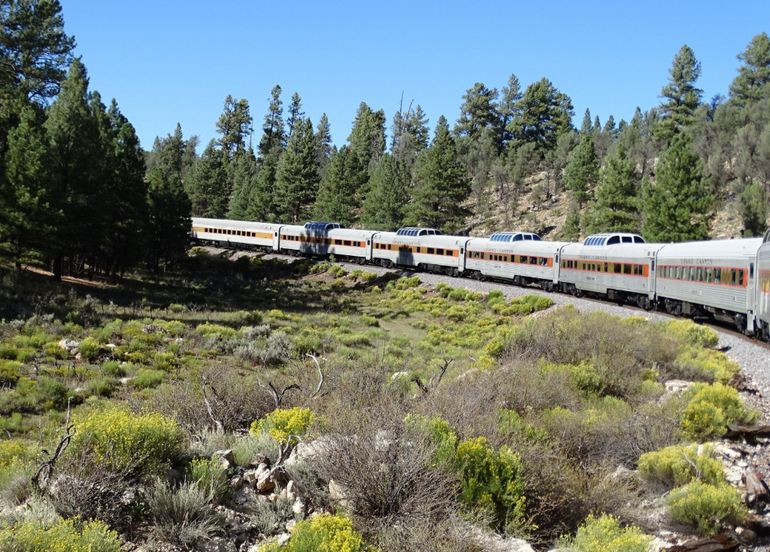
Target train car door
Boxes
[458,239,469,273]
[748,256,758,333]
[273,227,282,251]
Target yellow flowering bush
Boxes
[681,382,757,440]
[259,514,372,552]
[665,319,719,348]
[0,518,121,552]
[668,480,747,535]
[250,407,315,445]
[72,407,185,476]
[638,444,724,488]
[564,514,652,552]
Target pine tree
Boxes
[739,181,768,237]
[584,144,639,234]
[1,104,52,267]
[216,95,252,158]
[498,74,522,146]
[642,133,711,242]
[455,82,500,142]
[361,154,408,229]
[247,153,278,221]
[187,140,229,217]
[656,45,702,142]
[146,169,191,271]
[275,118,319,222]
[564,134,599,206]
[346,102,386,206]
[0,0,75,100]
[580,109,592,134]
[313,147,356,225]
[561,201,582,241]
[315,113,333,176]
[406,116,471,232]
[227,149,258,220]
[45,58,104,278]
[286,92,304,139]
[730,32,770,105]
[392,103,429,169]
[508,78,574,151]
[104,99,147,274]
[258,85,285,157]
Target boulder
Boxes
[213,449,236,470]
[57,338,79,353]
[284,437,333,468]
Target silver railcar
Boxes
[465,233,568,290]
[656,238,762,332]
[371,228,467,274]
[278,222,375,261]
[191,217,282,249]
[558,233,662,307]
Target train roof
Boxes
[192,217,282,230]
[467,237,569,253]
[657,238,763,259]
[304,221,341,232]
[562,241,662,258]
[488,231,541,242]
[582,233,646,246]
[395,227,440,237]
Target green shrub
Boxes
[168,303,187,313]
[251,407,315,445]
[146,479,222,548]
[0,343,18,360]
[72,407,185,476]
[0,518,121,552]
[454,436,527,532]
[14,347,36,362]
[665,320,719,348]
[0,360,22,386]
[638,444,724,487]
[36,376,71,410]
[132,368,165,389]
[328,264,347,277]
[681,383,757,440]
[85,376,118,398]
[195,323,237,338]
[78,337,102,361]
[667,481,747,535]
[188,457,230,502]
[259,514,371,552]
[539,360,602,395]
[565,514,653,552]
[102,360,126,377]
[674,347,739,384]
[497,409,549,443]
[0,438,39,468]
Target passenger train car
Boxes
[191,216,770,339]
[559,233,662,308]
[757,229,770,340]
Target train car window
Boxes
[427,248,435,254]
[614,264,621,274]
[750,263,754,278]
[607,236,620,245]
[529,256,536,265]
[344,240,351,246]
[622,236,632,243]
[623,264,631,274]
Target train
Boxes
[190,217,770,340]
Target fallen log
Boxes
[724,423,770,440]
[665,534,739,552]
[745,469,770,504]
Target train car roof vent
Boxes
[583,233,645,246]
[304,221,341,232]
[489,231,542,242]
[396,227,440,237]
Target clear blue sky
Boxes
[60,0,768,152]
